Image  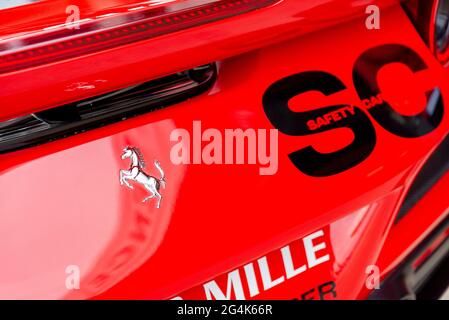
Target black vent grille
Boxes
[396,132,449,223]
[0,63,216,154]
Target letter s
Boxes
[263,71,376,177]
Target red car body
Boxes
[1,0,449,300]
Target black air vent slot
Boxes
[0,63,216,154]
[396,132,449,223]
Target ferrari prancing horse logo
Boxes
[119,147,166,208]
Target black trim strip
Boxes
[370,214,449,300]
[0,63,216,154]
[396,132,449,222]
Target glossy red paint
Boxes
[0,0,280,74]
[0,0,398,121]
[1,0,449,300]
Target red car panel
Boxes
[1,0,449,300]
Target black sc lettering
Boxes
[263,45,444,177]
